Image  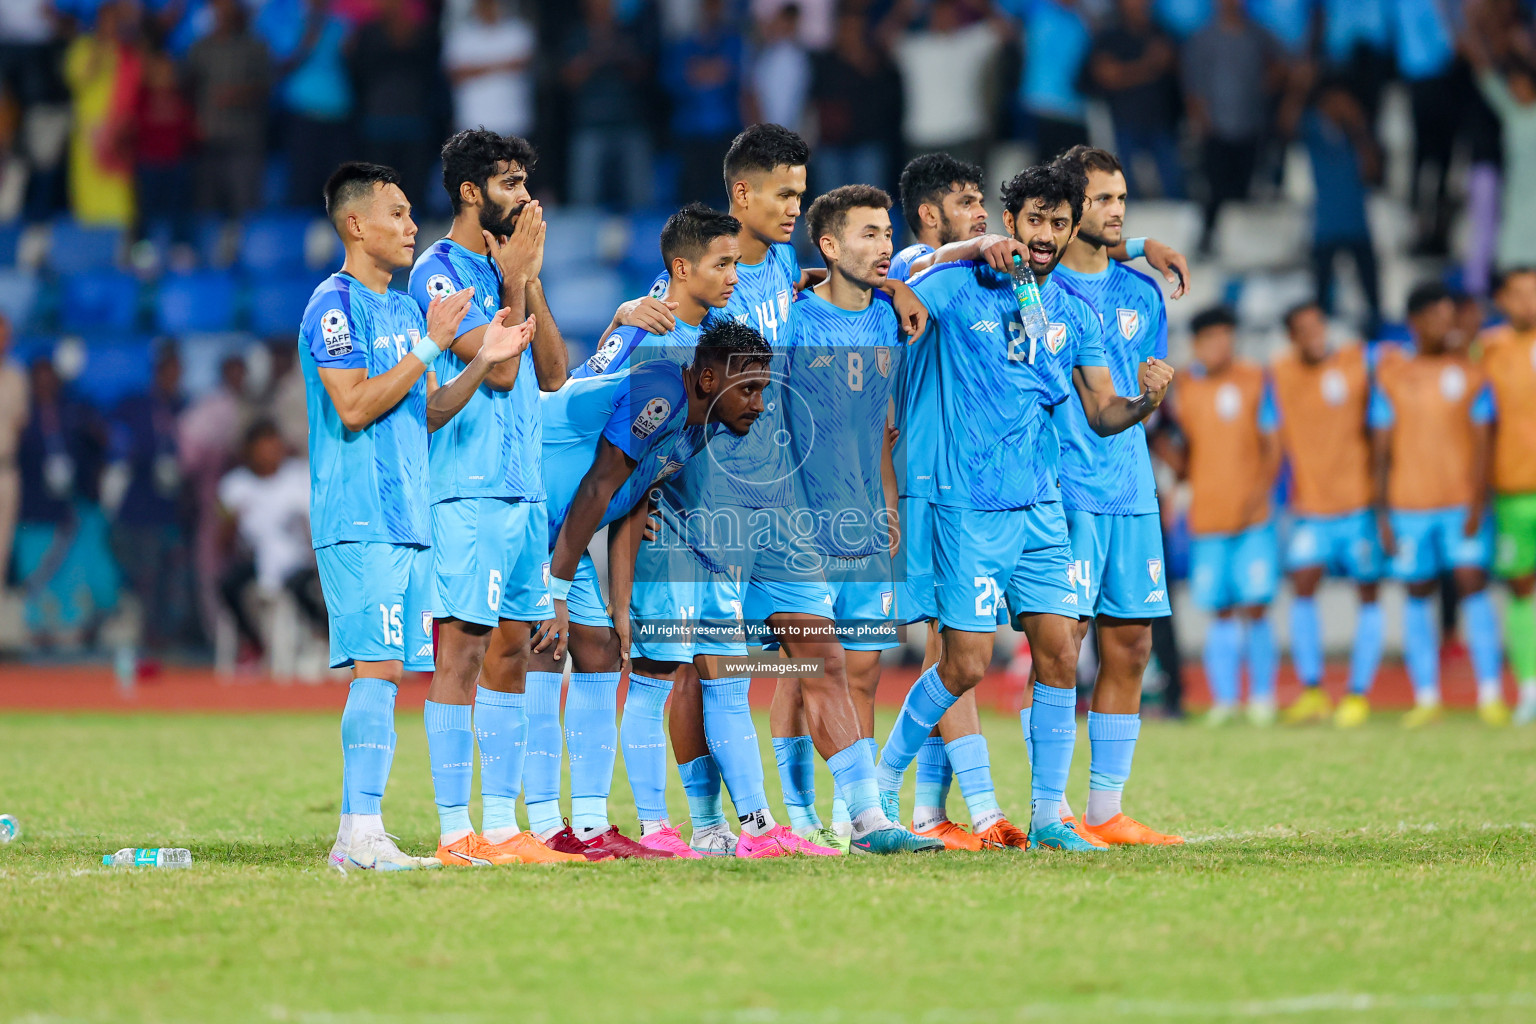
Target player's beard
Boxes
[1076,223,1121,250]
[479,199,522,241]
[936,213,966,247]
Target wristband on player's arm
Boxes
[1124,237,1147,260]
[411,334,445,368]
[548,576,574,602]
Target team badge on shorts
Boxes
[421,610,433,637]
[1044,323,1067,355]
[320,309,351,356]
[1147,559,1162,585]
[1117,308,1139,340]
[426,274,455,299]
[881,591,894,615]
[631,397,671,438]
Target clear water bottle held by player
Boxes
[103,848,193,868]
[1010,253,1048,362]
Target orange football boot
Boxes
[485,830,589,864]
[435,833,520,866]
[1079,813,1184,846]
[912,819,985,851]
[974,817,1030,850]
[1063,816,1110,849]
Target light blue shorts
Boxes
[694,504,833,656]
[1285,509,1382,581]
[823,552,899,651]
[1388,506,1493,581]
[1064,510,1171,620]
[316,541,437,671]
[933,501,1077,632]
[432,498,550,626]
[897,494,937,625]
[1189,523,1280,611]
[629,514,710,664]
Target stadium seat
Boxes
[541,207,610,271]
[74,337,154,407]
[156,270,238,334]
[622,211,671,277]
[239,214,314,274]
[59,270,140,332]
[248,276,319,337]
[0,269,40,329]
[544,269,624,348]
[0,223,21,267]
[47,221,123,274]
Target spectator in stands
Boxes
[747,4,810,133]
[130,39,196,252]
[1467,3,1536,274]
[1089,0,1185,198]
[217,420,322,664]
[664,0,745,204]
[562,0,654,208]
[62,0,137,227]
[0,316,26,593]
[892,0,1004,167]
[275,0,354,210]
[104,344,195,656]
[260,338,308,455]
[350,0,443,206]
[0,0,69,222]
[1392,0,1459,256]
[1182,0,1285,255]
[443,0,536,139]
[185,0,272,221]
[1006,0,1092,160]
[179,354,251,650]
[810,7,903,198]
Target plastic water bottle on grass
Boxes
[0,814,18,843]
[103,848,192,868]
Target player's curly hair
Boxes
[898,153,983,235]
[724,124,810,193]
[323,162,401,222]
[806,185,892,260]
[694,318,772,375]
[1000,163,1084,225]
[660,203,742,269]
[440,128,538,214]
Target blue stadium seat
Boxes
[48,220,123,274]
[59,270,140,332]
[0,270,40,329]
[622,211,670,277]
[156,271,237,334]
[248,275,319,337]
[239,213,314,274]
[75,337,154,407]
[541,208,608,271]
[544,269,624,349]
[0,223,21,267]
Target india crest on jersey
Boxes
[876,347,892,378]
[1117,308,1139,340]
[1044,322,1067,355]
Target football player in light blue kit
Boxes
[876,162,1174,852]
[407,130,576,867]
[1045,145,1182,845]
[304,162,534,872]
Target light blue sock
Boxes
[1019,706,1033,765]
[1204,617,1242,706]
[1246,617,1277,703]
[565,671,619,831]
[914,735,952,811]
[340,678,396,817]
[944,734,1000,827]
[1348,603,1384,696]
[522,671,565,834]
[772,734,820,830]
[827,742,878,820]
[1404,597,1440,704]
[877,666,958,792]
[1029,682,1077,831]
[1087,711,1140,792]
[835,737,877,825]
[700,676,767,817]
[423,700,474,840]
[1462,590,1505,693]
[1290,596,1324,687]
[678,754,726,828]
[475,687,525,836]
[620,673,672,823]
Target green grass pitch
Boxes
[1,709,1533,1023]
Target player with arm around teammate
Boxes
[305,162,533,872]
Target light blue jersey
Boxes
[299,272,432,548]
[888,242,933,284]
[650,242,800,508]
[909,260,1106,511]
[784,289,901,558]
[568,318,704,379]
[408,238,544,503]
[1050,262,1166,515]
[540,361,709,546]
[890,243,938,501]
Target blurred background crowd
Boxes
[0,0,1532,695]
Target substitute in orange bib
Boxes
[1371,282,1505,728]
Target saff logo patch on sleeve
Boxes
[426,274,455,299]
[631,397,672,439]
[1117,308,1139,339]
[589,333,625,373]
[1043,323,1067,355]
[320,309,351,356]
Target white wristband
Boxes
[411,335,444,368]
[548,576,573,601]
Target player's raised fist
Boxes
[480,310,537,365]
[426,286,475,348]
[1141,357,1174,403]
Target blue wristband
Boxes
[1125,237,1147,260]
[411,335,444,368]
[548,576,573,602]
